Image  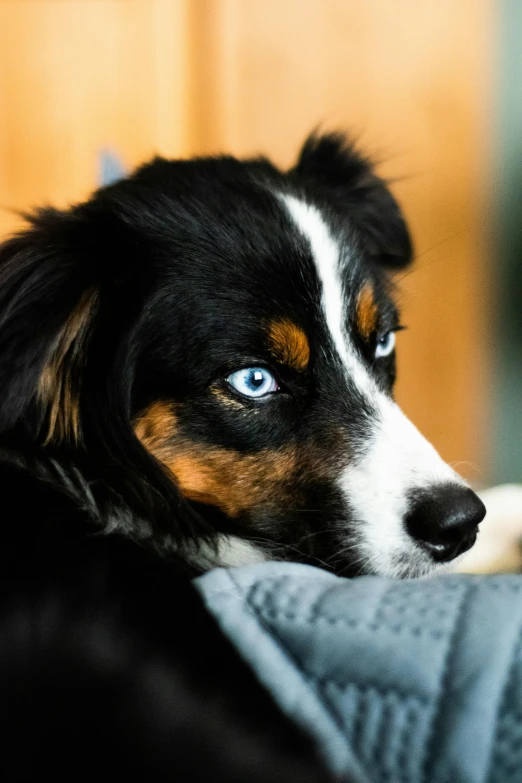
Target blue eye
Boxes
[227,367,279,398]
[375,331,396,359]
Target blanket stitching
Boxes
[421,581,476,782]
[485,624,522,782]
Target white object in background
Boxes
[455,484,522,574]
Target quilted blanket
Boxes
[195,562,522,783]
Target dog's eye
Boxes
[227,367,279,398]
[375,331,396,359]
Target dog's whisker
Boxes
[448,460,481,475]
[294,526,347,544]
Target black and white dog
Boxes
[0,133,485,779]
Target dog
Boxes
[0,133,485,778]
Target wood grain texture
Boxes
[0,0,190,237]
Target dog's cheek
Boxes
[133,400,300,518]
[163,447,301,518]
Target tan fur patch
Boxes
[133,400,178,451]
[356,283,379,340]
[38,290,98,444]
[134,400,298,517]
[210,386,246,410]
[266,318,310,371]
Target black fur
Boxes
[0,133,411,779]
[0,457,333,781]
[291,132,412,268]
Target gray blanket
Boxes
[195,562,522,782]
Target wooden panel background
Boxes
[0,0,495,482]
[0,0,190,234]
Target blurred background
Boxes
[0,0,519,487]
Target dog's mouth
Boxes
[417,529,478,563]
[179,481,485,579]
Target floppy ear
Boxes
[290,132,413,269]
[0,208,100,441]
[0,206,212,545]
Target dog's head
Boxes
[0,133,485,577]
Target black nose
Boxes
[405,484,486,563]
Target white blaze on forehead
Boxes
[281,194,374,395]
[281,193,469,578]
[281,197,347,363]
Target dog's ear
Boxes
[290,132,413,269]
[0,203,211,545]
[0,208,102,442]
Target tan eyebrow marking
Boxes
[356,282,379,340]
[266,318,310,371]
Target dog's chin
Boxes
[349,541,463,580]
[185,534,460,580]
[378,554,450,580]
[179,514,476,578]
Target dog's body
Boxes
[0,134,485,778]
[0,457,334,781]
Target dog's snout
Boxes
[405,484,486,563]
